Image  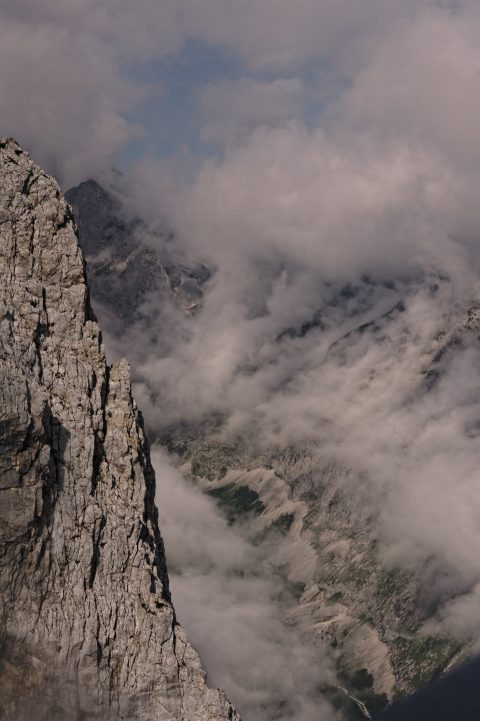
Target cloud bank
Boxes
[1,0,463,182]
[152,450,335,721]
[107,0,480,650]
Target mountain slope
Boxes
[164,428,462,716]
[65,180,208,333]
[0,138,238,721]
[67,177,478,719]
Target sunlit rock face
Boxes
[0,138,238,721]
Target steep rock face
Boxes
[65,180,209,332]
[0,138,238,721]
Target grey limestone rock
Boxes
[0,137,239,721]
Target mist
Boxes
[152,449,337,721]
[108,1,480,647]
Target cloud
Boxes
[199,77,305,148]
[0,0,191,184]
[0,0,441,183]
[182,0,424,72]
[0,10,137,185]
[102,2,480,652]
[152,449,335,721]
[338,4,480,171]
[171,127,463,278]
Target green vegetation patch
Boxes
[252,512,296,546]
[319,684,368,720]
[392,635,459,690]
[207,483,265,524]
[337,665,389,717]
[287,580,306,601]
[191,457,217,481]
[377,567,410,601]
[301,506,319,532]
[338,562,371,589]
[350,668,374,691]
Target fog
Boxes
[124,255,480,619]
[113,2,480,645]
[152,450,336,720]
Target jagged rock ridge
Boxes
[65,180,209,334]
[0,138,239,721]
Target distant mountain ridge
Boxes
[66,179,209,332]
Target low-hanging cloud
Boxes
[100,0,480,654]
[198,78,306,149]
[152,449,336,721]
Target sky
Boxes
[5,1,480,719]
[4,0,480,186]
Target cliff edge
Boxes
[0,138,239,721]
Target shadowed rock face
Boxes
[0,138,239,721]
[65,180,209,332]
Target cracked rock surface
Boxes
[0,137,239,721]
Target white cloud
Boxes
[183,0,424,72]
[171,126,462,280]
[115,1,480,645]
[199,77,305,148]
[339,5,480,172]
[152,449,335,721]
[0,0,439,183]
[0,12,137,185]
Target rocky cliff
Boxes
[0,138,239,721]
